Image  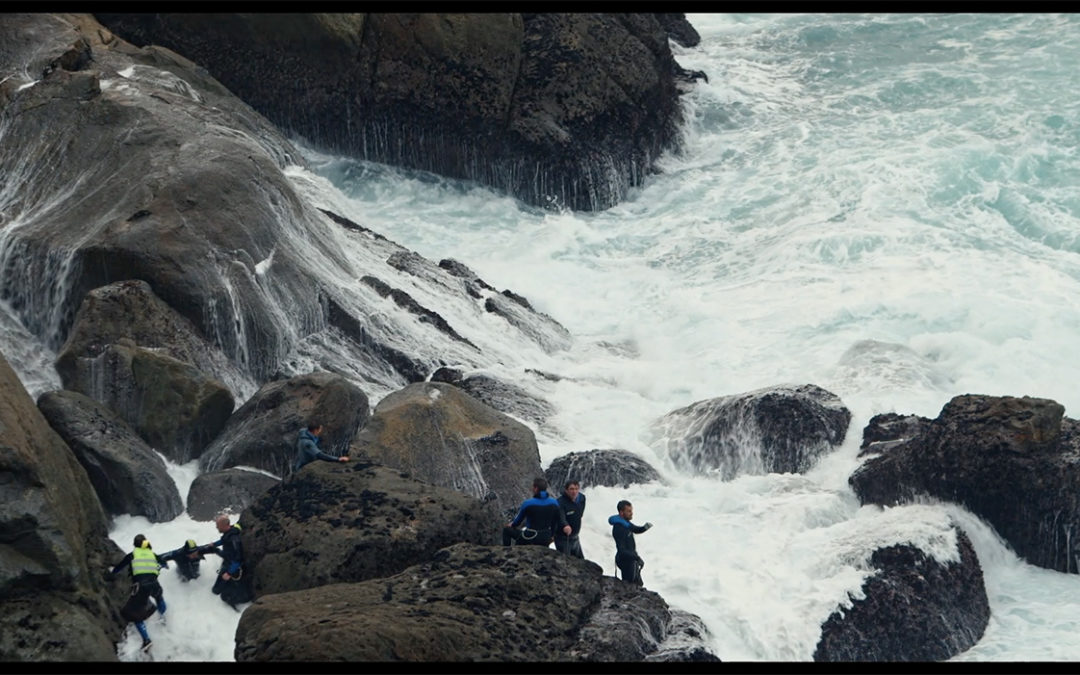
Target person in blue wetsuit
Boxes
[502,477,571,547]
[293,422,350,473]
[554,479,586,558]
[608,500,652,585]
[105,534,168,651]
[158,539,220,582]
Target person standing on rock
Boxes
[293,422,349,473]
[554,479,586,558]
[105,534,168,652]
[503,477,571,547]
[609,500,652,585]
[209,515,253,610]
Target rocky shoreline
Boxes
[1,12,1075,663]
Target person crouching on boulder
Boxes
[105,534,168,652]
[158,539,219,582]
[293,422,349,473]
[502,477,571,547]
[608,500,652,586]
[209,515,254,610]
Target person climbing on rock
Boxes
[105,534,168,652]
[503,477,571,547]
[293,421,349,473]
[609,500,652,585]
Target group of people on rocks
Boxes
[105,516,251,652]
[502,477,653,585]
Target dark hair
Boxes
[307,422,322,432]
[565,480,580,490]
[133,534,148,549]
[617,500,632,512]
[533,477,548,492]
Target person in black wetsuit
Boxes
[209,515,254,609]
[158,539,220,582]
[608,500,652,585]
[105,534,168,651]
[554,479,586,558]
[502,477,571,547]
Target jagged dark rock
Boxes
[0,350,126,660]
[241,462,502,596]
[37,389,184,523]
[198,371,369,478]
[858,412,933,457]
[652,384,852,479]
[94,13,704,211]
[814,528,989,661]
[850,394,1080,573]
[186,467,279,522]
[350,382,543,516]
[429,368,555,427]
[234,542,718,661]
[546,448,664,489]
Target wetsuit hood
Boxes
[609,514,632,527]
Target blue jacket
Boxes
[510,490,568,534]
[294,428,338,471]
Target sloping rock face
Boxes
[0,351,125,660]
[651,384,852,479]
[850,394,1080,573]
[37,389,184,522]
[55,279,253,402]
[94,13,703,211]
[68,341,234,464]
[351,382,543,516]
[546,448,664,489]
[198,371,369,478]
[814,529,989,661]
[186,467,279,522]
[430,366,555,427]
[242,462,502,596]
[235,543,717,661]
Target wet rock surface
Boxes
[242,462,501,596]
[546,448,664,489]
[235,542,718,661]
[814,528,989,661]
[37,389,184,523]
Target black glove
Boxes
[642,522,653,531]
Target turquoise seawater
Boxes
[299,14,1080,661]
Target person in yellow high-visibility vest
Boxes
[105,534,168,652]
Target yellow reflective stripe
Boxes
[131,548,160,576]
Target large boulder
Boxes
[350,382,543,517]
[235,543,718,661]
[37,389,184,522]
[198,371,369,478]
[242,461,502,596]
[850,394,1080,573]
[0,350,125,660]
[94,13,704,211]
[651,384,852,479]
[546,448,664,489]
[814,528,989,661]
[55,279,254,402]
[70,341,234,464]
[185,467,279,522]
[858,412,933,457]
